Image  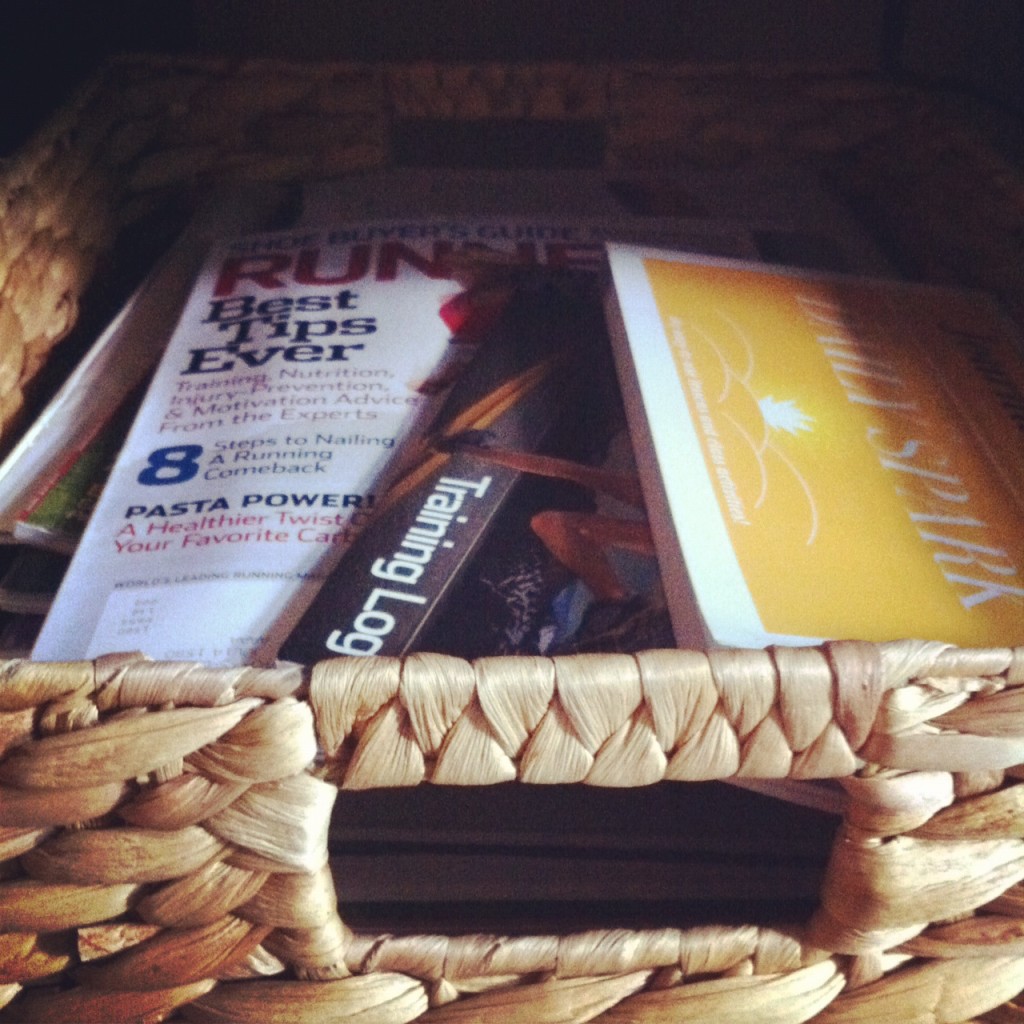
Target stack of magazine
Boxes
[14,166,1024,922]
[18,167,890,664]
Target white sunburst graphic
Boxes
[758,396,815,436]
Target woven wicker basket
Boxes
[3,57,1024,1023]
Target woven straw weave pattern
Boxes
[2,643,1024,1021]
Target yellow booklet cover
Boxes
[605,244,1024,648]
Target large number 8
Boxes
[138,445,204,485]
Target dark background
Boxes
[1,1,1022,157]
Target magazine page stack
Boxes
[31,168,889,666]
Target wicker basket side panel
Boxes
[0,56,389,447]
[6,650,1024,1019]
[807,646,1024,961]
[605,64,1024,328]
[0,73,122,437]
[0,659,350,1021]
